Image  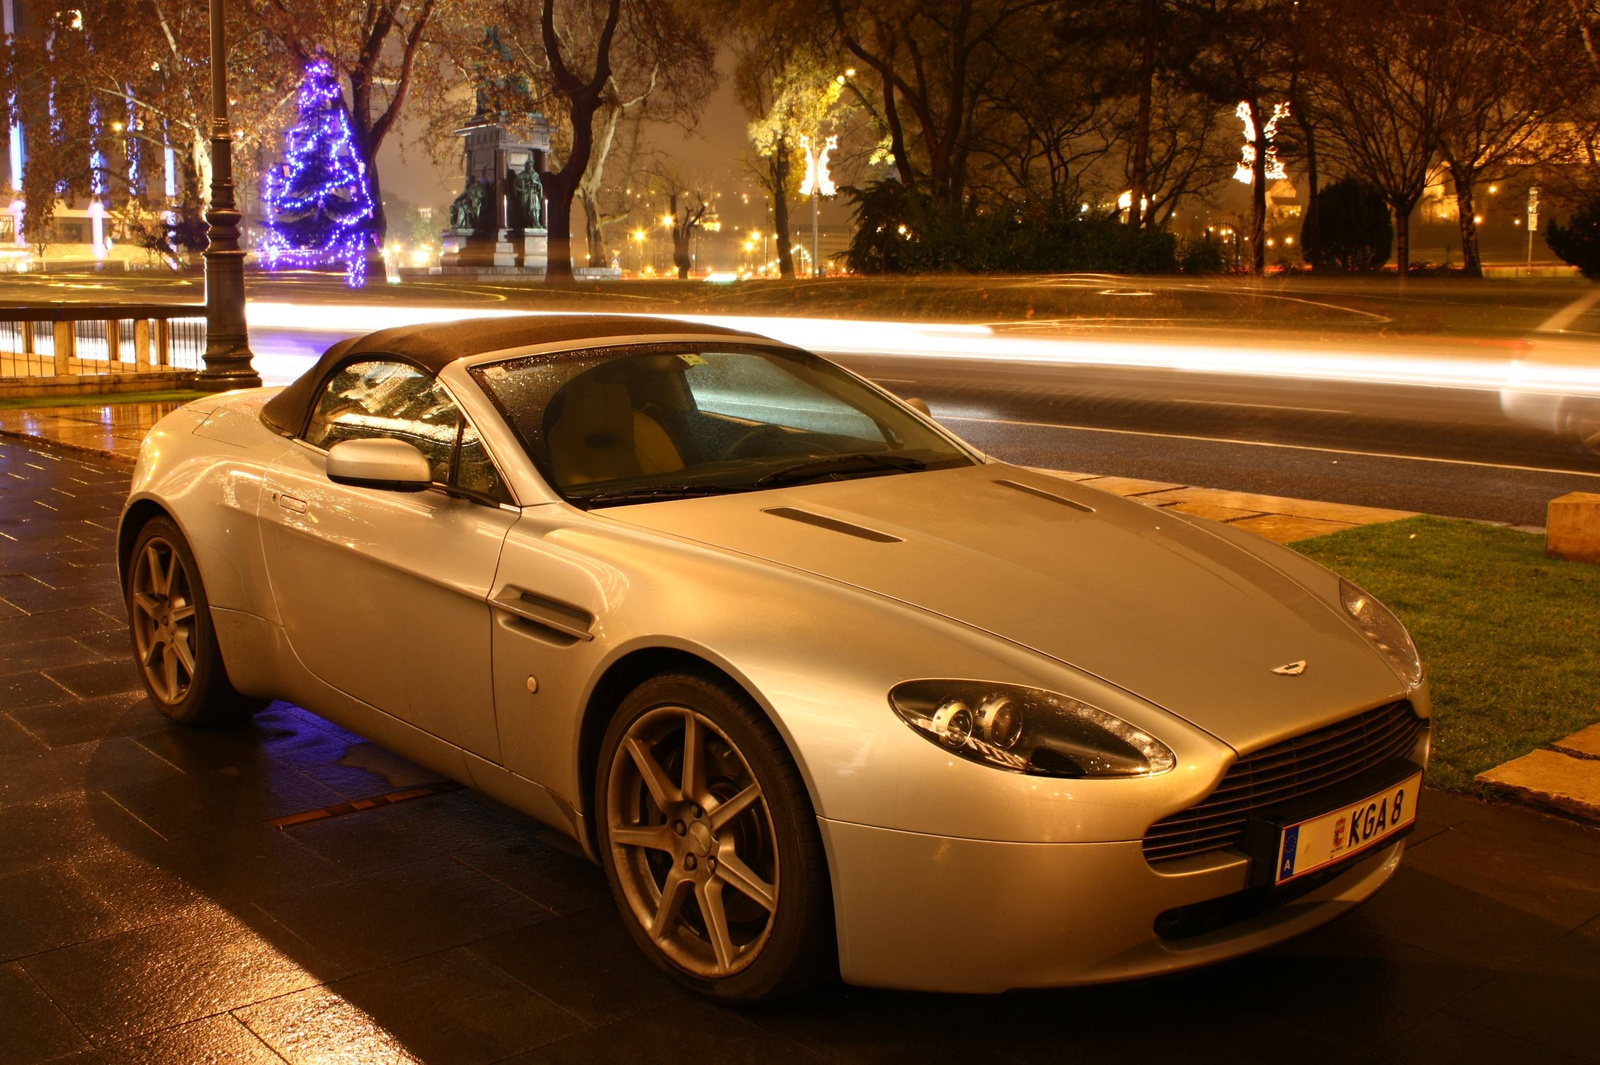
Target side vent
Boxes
[763,507,902,543]
[491,588,595,645]
[994,479,1095,513]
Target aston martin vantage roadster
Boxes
[119,314,1430,1000]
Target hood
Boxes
[606,463,1405,751]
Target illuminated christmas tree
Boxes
[259,59,376,286]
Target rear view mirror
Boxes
[905,397,933,417]
[326,438,432,492]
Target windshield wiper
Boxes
[751,452,927,488]
[582,483,749,507]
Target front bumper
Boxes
[820,817,1404,993]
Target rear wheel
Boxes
[126,517,264,725]
[596,671,834,1001]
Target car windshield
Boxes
[471,343,975,506]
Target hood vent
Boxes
[994,479,1095,513]
[764,507,902,543]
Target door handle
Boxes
[277,492,308,514]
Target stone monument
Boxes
[438,112,550,275]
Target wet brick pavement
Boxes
[1,437,1599,1064]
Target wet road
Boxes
[834,353,1600,528]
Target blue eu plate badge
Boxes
[1279,826,1300,880]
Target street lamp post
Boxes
[196,0,260,391]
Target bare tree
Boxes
[1309,0,1451,275]
[1429,0,1569,275]
[826,0,1058,203]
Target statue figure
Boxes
[449,179,489,234]
[508,158,544,231]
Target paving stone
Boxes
[1141,486,1418,524]
[1229,512,1361,543]
[52,1014,282,1065]
[0,736,181,810]
[22,907,332,1045]
[1156,499,1266,523]
[100,760,345,840]
[7,693,165,749]
[1441,916,1600,1063]
[0,669,75,710]
[500,997,828,1065]
[238,948,587,1065]
[452,836,613,917]
[1077,474,1186,496]
[1478,748,1600,824]
[0,961,90,1064]
[282,790,549,875]
[468,907,683,1028]
[1552,721,1600,758]
[43,659,144,699]
[252,854,556,974]
[0,635,107,674]
[1384,1010,1589,1065]
[0,607,124,644]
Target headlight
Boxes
[889,680,1176,778]
[1340,578,1423,688]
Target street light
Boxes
[197,0,259,391]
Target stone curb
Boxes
[1477,724,1600,825]
[0,427,137,466]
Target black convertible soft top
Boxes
[259,313,762,438]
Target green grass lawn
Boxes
[0,390,205,411]
[1294,515,1600,793]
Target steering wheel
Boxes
[722,423,792,460]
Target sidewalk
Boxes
[0,401,187,465]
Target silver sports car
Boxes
[118,315,1430,1000]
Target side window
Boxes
[304,360,460,484]
[455,420,509,501]
[305,359,512,504]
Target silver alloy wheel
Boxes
[606,705,779,978]
[129,536,198,705]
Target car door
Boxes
[259,357,519,762]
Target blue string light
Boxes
[259,59,377,286]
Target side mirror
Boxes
[326,438,432,492]
[905,397,933,418]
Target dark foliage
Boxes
[843,181,1177,274]
[1545,197,1600,279]
[1178,234,1227,273]
[1302,177,1392,272]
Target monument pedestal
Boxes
[439,116,551,277]
[437,229,548,277]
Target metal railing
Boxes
[0,304,207,379]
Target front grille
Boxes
[1143,701,1426,865]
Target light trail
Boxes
[242,301,1600,398]
[942,414,1600,479]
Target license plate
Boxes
[1272,771,1422,885]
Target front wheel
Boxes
[596,671,834,1001]
[126,516,265,726]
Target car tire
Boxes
[125,516,265,726]
[596,670,835,1002]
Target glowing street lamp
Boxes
[799,133,837,278]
